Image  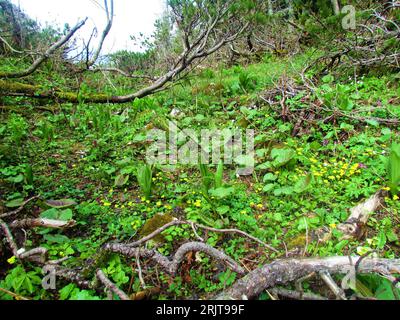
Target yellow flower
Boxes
[329,223,337,229]
[7,256,16,264]
[257,204,263,209]
[103,201,111,207]
[393,195,399,201]
[382,187,390,191]
[156,201,162,207]
[194,200,202,207]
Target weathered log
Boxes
[214,256,400,300]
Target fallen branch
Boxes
[126,219,278,252]
[96,269,130,300]
[9,218,76,229]
[337,191,383,239]
[0,218,48,263]
[269,287,328,300]
[0,19,87,78]
[0,195,40,219]
[104,241,246,276]
[214,256,400,300]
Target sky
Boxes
[10,0,166,54]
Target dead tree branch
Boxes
[0,195,40,219]
[0,19,88,79]
[96,269,130,300]
[214,256,400,300]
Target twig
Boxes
[96,269,130,300]
[0,287,30,300]
[0,195,40,218]
[319,270,347,300]
[295,272,316,300]
[270,287,328,300]
[126,219,278,253]
[135,250,146,289]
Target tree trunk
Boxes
[331,0,340,15]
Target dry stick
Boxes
[96,269,130,301]
[0,219,19,256]
[135,250,146,289]
[269,287,328,300]
[295,272,316,300]
[0,219,47,263]
[0,195,40,218]
[126,220,186,247]
[190,222,205,242]
[0,287,30,300]
[319,270,347,300]
[193,223,279,253]
[0,19,88,78]
[9,218,76,229]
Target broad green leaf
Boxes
[59,283,76,300]
[377,230,386,249]
[294,173,313,194]
[6,198,24,208]
[274,186,294,196]
[263,173,277,182]
[234,154,254,168]
[40,208,73,221]
[263,183,275,193]
[387,143,400,195]
[59,209,73,221]
[45,199,77,208]
[215,161,224,189]
[114,174,129,187]
[216,205,230,215]
[43,234,70,244]
[209,187,235,198]
[270,148,295,168]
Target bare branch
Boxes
[0,19,88,79]
[215,256,400,300]
[86,0,114,68]
[0,195,40,219]
[96,269,130,300]
[9,218,76,229]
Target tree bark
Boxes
[331,0,340,15]
[214,256,400,300]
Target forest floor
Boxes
[1,50,400,300]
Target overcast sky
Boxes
[10,0,166,53]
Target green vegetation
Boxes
[0,0,399,301]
